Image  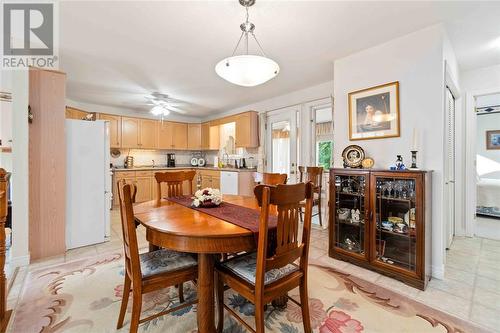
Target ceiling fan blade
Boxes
[165,106,187,115]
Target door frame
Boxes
[265,105,299,181]
[464,86,500,237]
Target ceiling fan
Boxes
[144,92,187,116]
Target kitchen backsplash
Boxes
[111,148,263,170]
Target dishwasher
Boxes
[220,171,238,195]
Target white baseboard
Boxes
[8,254,30,268]
[432,264,445,280]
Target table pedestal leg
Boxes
[198,253,216,333]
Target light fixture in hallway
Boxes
[215,0,280,87]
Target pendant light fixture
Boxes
[215,0,280,87]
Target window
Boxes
[317,140,333,169]
[314,106,333,169]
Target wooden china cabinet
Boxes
[328,168,432,290]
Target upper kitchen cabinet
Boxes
[158,121,173,149]
[139,119,159,149]
[201,122,210,149]
[121,116,140,148]
[187,123,202,150]
[65,106,94,120]
[97,113,121,148]
[158,121,188,150]
[172,122,188,149]
[235,111,259,148]
[201,121,220,150]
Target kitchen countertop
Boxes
[112,165,258,173]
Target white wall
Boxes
[10,70,30,267]
[461,64,500,92]
[207,81,333,121]
[333,25,450,279]
[476,113,500,179]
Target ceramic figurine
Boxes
[395,155,406,170]
[351,209,361,222]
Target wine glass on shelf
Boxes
[386,181,393,198]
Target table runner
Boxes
[166,196,277,255]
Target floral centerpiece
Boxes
[192,188,222,208]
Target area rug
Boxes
[10,252,489,333]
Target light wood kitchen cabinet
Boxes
[158,121,174,149]
[98,113,121,148]
[158,121,188,150]
[209,121,220,150]
[235,111,259,148]
[135,176,152,202]
[199,170,220,189]
[201,122,210,149]
[201,121,220,150]
[65,106,93,120]
[121,117,140,148]
[172,122,188,149]
[139,119,158,149]
[188,123,202,150]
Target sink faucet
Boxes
[152,159,155,168]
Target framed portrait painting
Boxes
[486,130,500,150]
[348,81,400,140]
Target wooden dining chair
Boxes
[216,182,314,333]
[183,170,197,195]
[116,180,198,333]
[298,166,324,226]
[261,172,288,186]
[154,171,190,205]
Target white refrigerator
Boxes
[66,120,111,249]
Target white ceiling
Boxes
[60,1,500,117]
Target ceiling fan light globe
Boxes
[151,105,165,116]
[215,55,280,87]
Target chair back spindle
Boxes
[155,171,188,205]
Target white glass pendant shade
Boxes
[215,55,280,87]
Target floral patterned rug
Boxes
[10,252,489,333]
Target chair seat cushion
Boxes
[140,249,197,278]
[220,252,299,285]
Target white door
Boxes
[266,106,299,183]
[445,88,456,248]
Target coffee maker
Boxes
[167,153,176,167]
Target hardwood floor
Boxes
[4,211,500,332]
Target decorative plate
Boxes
[197,158,206,167]
[190,157,199,166]
[361,157,374,169]
[342,145,365,168]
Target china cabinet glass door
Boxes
[333,173,369,260]
[372,175,419,275]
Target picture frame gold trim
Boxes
[486,130,500,150]
[348,81,400,141]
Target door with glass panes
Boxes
[331,170,370,261]
[370,172,423,278]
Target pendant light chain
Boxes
[215,0,280,87]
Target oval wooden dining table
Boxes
[133,195,267,333]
